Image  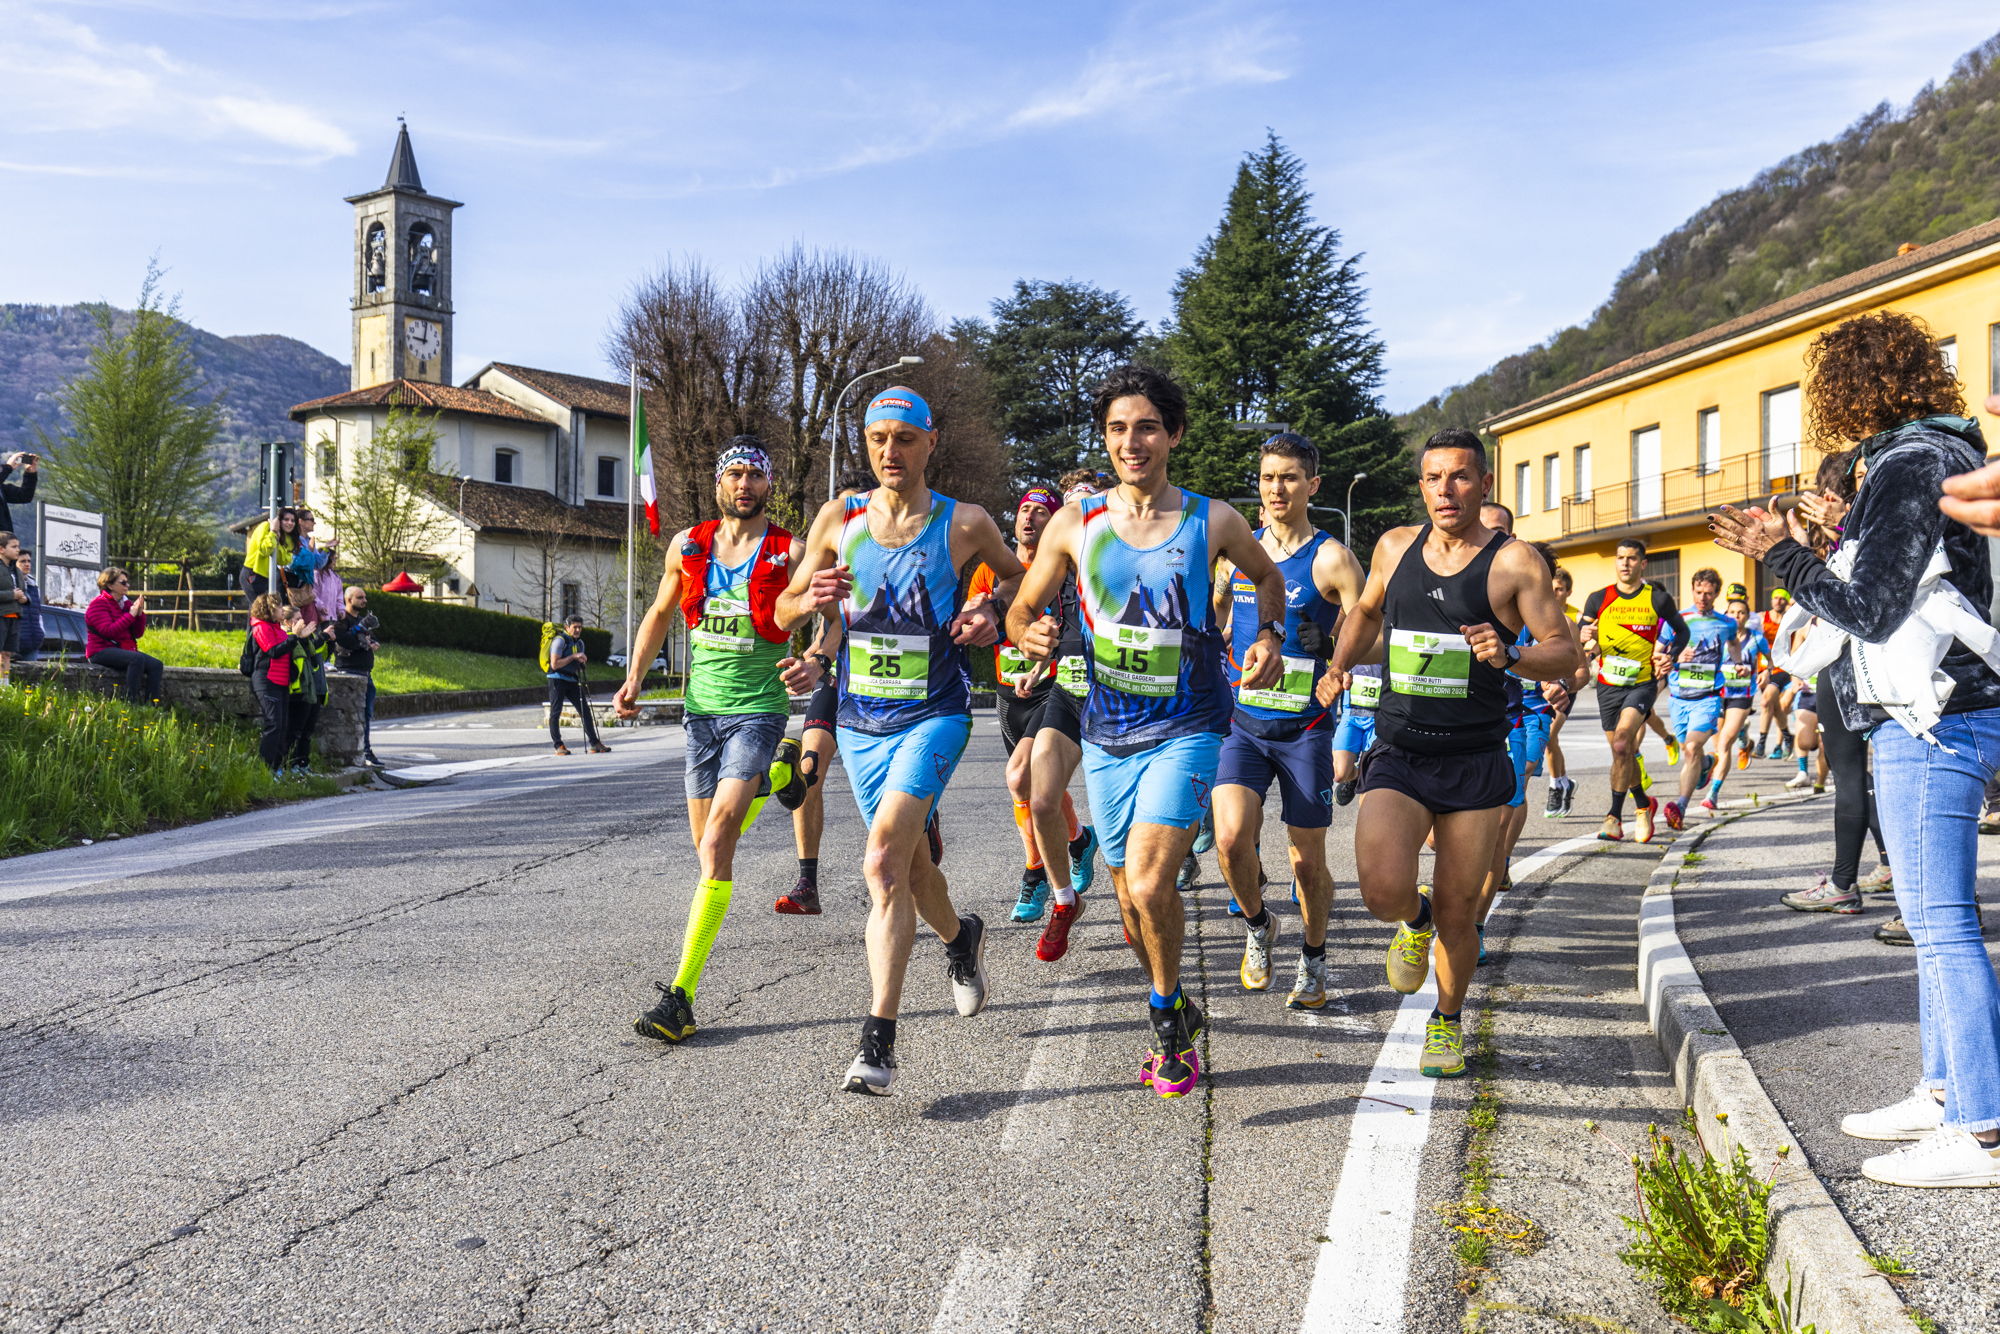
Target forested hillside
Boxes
[1402,30,2000,439]
[0,304,348,519]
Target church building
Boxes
[290,125,635,641]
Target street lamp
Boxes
[828,356,926,501]
[1343,472,1368,548]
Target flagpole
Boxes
[624,362,636,661]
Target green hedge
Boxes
[365,592,612,661]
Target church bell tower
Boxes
[347,121,463,389]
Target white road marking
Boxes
[0,733,683,905]
[998,987,1097,1157]
[1301,831,1600,1334]
[931,1246,1034,1333]
[384,755,536,780]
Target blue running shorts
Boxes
[837,716,973,825]
[1673,693,1724,742]
[1215,723,1334,830]
[1082,732,1224,868]
[1332,711,1376,756]
[1506,712,1551,807]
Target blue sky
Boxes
[3,2,1995,411]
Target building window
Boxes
[1543,454,1559,512]
[1514,461,1531,514]
[1990,324,2000,396]
[1697,407,1721,475]
[1631,425,1662,519]
[597,456,618,498]
[1939,336,1958,377]
[1647,549,1682,605]
[1762,384,1801,487]
[317,436,337,479]
[494,448,517,485]
[1573,445,1592,501]
[400,443,427,472]
[561,582,581,623]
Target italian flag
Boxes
[632,374,658,535]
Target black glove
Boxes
[1295,619,1333,661]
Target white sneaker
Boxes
[1241,912,1278,991]
[1841,1084,1945,1141]
[1861,1127,2000,1188]
[944,913,989,1017]
[1785,770,1812,790]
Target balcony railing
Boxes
[1560,451,1801,538]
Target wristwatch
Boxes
[1506,643,1522,665]
[809,652,835,676]
[1257,619,1285,642]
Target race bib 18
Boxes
[1600,654,1643,686]
[1389,629,1471,698]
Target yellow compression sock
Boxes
[672,879,733,998]
[1013,799,1043,869]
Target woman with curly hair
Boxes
[1712,308,2000,1189]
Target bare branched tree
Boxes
[746,245,933,519]
[606,258,775,537]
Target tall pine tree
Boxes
[1161,133,1413,553]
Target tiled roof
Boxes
[482,363,630,418]
[421,474,628,543]
[1485,215,2000,430]
[289,379,542,424]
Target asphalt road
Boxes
[1,700,1725,1332]
[1676,798,2000,1334]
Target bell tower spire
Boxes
[346,119,463,389]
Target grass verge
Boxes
[1440,986,1547,1297]
[143,629,623,695]
[0,684,342,857]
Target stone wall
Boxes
[17,661,368,764]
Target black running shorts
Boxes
[998,683,1051,753]
[1040,684,1084,746]
[804,679,838,735]
[1358,741,1514,815]
[1596,680,1659,732]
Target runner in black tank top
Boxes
[1325,430,1580,1083]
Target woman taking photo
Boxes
[1712,309,2000,1189]
[84,566,164,705]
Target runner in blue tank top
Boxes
[776,387,1024,1097]
[1008,365,1286,1101]
[1210,434,1365,1012]
[1325,429,1579,1081]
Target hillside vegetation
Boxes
[1403,29,2000,439]
[0,304,348,519]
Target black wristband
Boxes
[809,652,835,676]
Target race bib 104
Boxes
[1389,629,1471,699]
[691,594,754,654]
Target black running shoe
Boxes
[927,810,943,866]
[773,737,809,811]
[634,981,696,1043]
[1177,854,1198,892]
[1336,779,1358,807]
[1559,779,1576,817]
[1542,782,1561,818]
[945,914,988,1016]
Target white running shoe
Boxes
[843,1035,897,1096]
[1241,911,1278,991]
[1860,1127,2000,1188]
[1840,1084,1945,1141]
[945,913,989,1017]
[1785,770,1812,790]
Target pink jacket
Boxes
[85,591,147,656]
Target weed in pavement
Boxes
[1439,989,1545,1296]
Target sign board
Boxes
[35,502,106,608]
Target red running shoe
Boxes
[1661,799,1684,831]
[774,878,821,915]
[1037,896,1085,962]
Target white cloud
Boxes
[1007,11,1287,129]
[0,5,356,161]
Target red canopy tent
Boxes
[381,571,424,593]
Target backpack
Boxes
[239,629,269,678]
[537,621,557,672]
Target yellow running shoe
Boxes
[1664,736,1680,768]
[1387,886,1434,994]
[1421,1015,1466,1078]
[1636,753,1653,793]
[1736,743,1751,771]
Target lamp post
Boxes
[1344,472,1368,549]
[828,356,926,501]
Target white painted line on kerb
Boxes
[1300,832,1600,1334]
[930,1246,1033,1333]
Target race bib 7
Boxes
[1389,629,1471,698]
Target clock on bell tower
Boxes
[348,120,463,389]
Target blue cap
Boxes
[864,387,933,431]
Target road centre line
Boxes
[930,1246,1035,1333]
[1300,831,1600,1334]
[0,732,682,907]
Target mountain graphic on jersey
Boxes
[1113,576,1192,629]
[848,572,937,635]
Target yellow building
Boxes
[1485,218,2000,608]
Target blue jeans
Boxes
[1872,708,2000,1133]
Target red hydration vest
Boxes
[679,520,794,644]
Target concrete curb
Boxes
[1635,799,1909,1334]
